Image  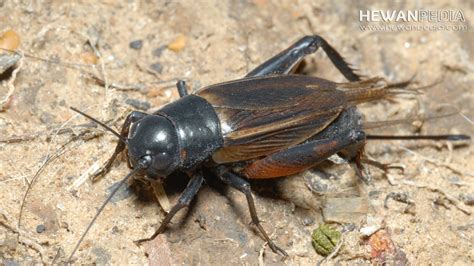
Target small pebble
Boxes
[460,194,474,206]
[153,45,167,57]
[56,202,65,211]
[129,39,143,50]
[40,112,55,124]
[302,217,314,226]
[0,52,21,74]
[36,224,46,233]
[168,35,186,52]
[150,62,163,74]
[0,29,21,51]
[360,215,383,236]
[112,226,120,234]
[80,51,98,64]
[342,223,356,232]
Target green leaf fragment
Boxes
[311,224,342,256]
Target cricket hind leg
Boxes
[243,130,366,179]
[211,166,288,256]
[245,35,361,81]
[135,171,204,244]
[91,111,147,181]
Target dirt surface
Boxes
[0,0,473,265]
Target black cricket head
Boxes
[69,107,181,180]
[127,115,180,179]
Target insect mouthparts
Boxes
[138,155,152,168]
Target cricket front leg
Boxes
[246,35,361,81]
[135,171,204,244]
[91,111,147,181]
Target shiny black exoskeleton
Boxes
[127,95,223,178]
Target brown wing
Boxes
[196,75,347,163]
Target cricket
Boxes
[0,2,472,264]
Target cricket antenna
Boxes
[68,157,151,262]
[70,107,127,144]
[366,134,470,141]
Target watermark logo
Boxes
[359,9,467,32]
[360,10,465,23]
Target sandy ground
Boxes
[0,0,473,265]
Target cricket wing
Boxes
[196,75,347,163]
